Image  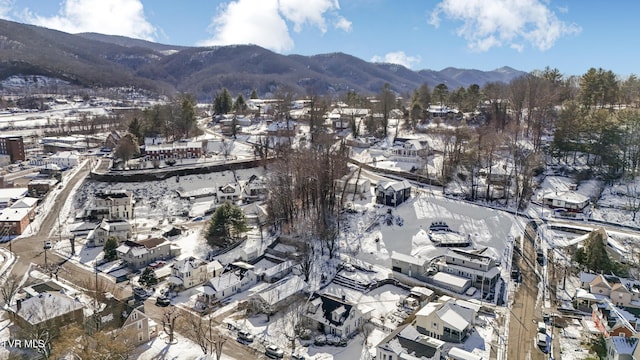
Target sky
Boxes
[0,0,637,77]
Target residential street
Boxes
[507,221,546,360]
[0,162,133,298]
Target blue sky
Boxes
[0,0,636,77]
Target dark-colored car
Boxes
[155,296,170,307]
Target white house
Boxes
[542,190,590,212]
[88,219,131,247]
[412,296,479,343]
[196,262,257,304]
[217,183,241,203]
[436,248,501,293]
[388,139,428,162]
[92,190,134,220]
[303,293,374,340]
[168,257,223,290]
[46,151,80,168]
[116,238,179,270]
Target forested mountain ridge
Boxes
[0,19,526,99]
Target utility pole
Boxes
[43,241,48,272]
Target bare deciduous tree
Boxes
[162,307,180,344]
[0,273,21,307]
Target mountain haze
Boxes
[0,19,527,100]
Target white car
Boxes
[265,344,284,359]
[43,241,52,250]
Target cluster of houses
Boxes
[0,188,37,235]
[376,295,483,360]
[6,278,157,348]
[575,272,640,358]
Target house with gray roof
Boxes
[9,289,85,330]
[195,261,257,305]
[376,324,445,360]
[376,180,411,207]
[116,237,179,270]
[413,296,479,343]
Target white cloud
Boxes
[200,0,349,51]
[430,0,581,52]
[279,0,338,33]
[198,0,293,51]
[334,16,352,32]
[371,51,421,69]
[19,0,156,40]
[0,0,13,19]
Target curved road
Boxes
[0,161,131,297]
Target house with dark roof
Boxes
[376,324,445,360]
[302,293,374,340]
[376,180,411,207]
[116,237,179,270]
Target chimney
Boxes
[341,295,346,302]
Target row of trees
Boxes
[127,94,202,144]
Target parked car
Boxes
[291,353,306,360]
[43,241,52,250]
[264,345,284,359]
[314,335,327,346]
[155,296,170,307]
[236,330,254,344]
[148,261,166,269]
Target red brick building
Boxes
[0,136,25,162]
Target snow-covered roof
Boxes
[377,324,445,358]
[431,272,470,289]
[172,256,207,274]
[10,197,38,208]
[580,272,598,284]
[255,276,306,306]
[575,288,608,302]
[391,251,425,267]
[0,187,28,203]
[0,207,31,221]
[448,347,483,360]
[543,190,589,204]
[12,292,85,325]
[436,302,473,332]
[207,272,241,292]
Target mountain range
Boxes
[0,19,527,100]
